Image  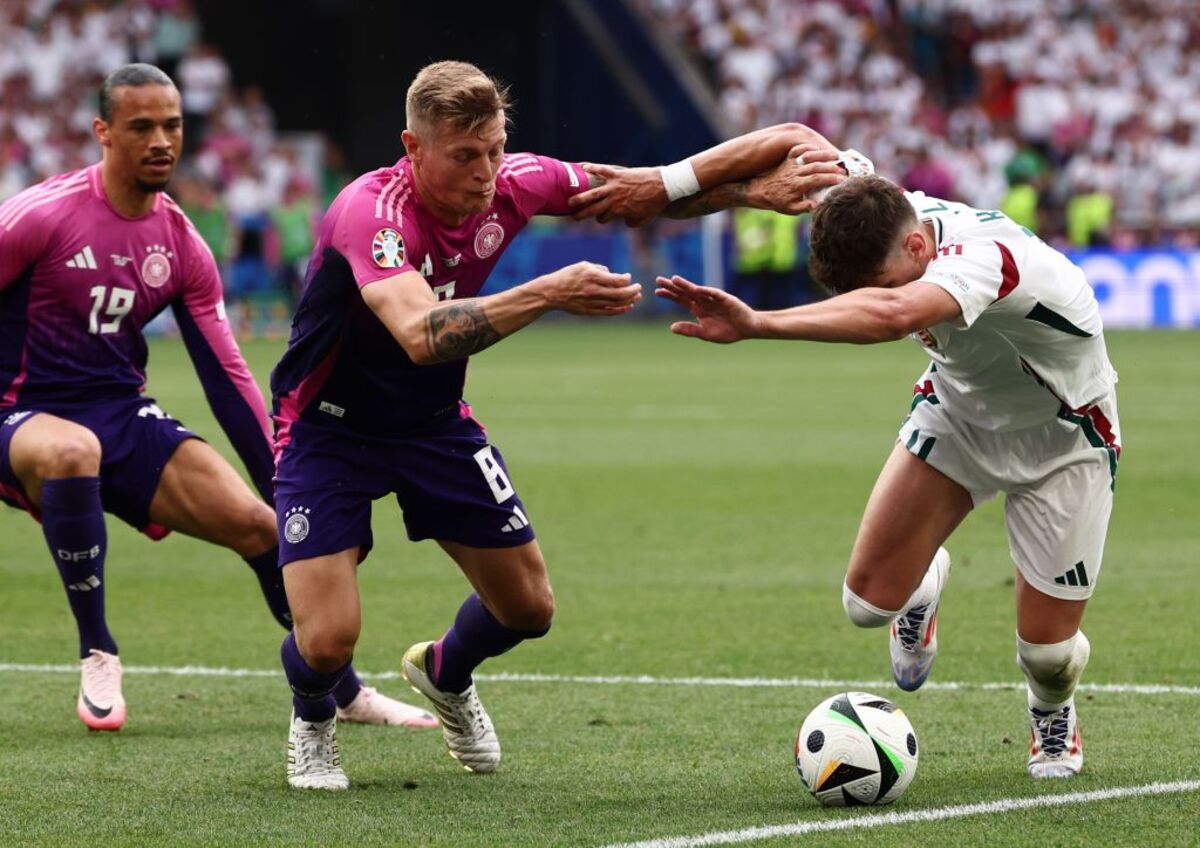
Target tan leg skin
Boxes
[438,538,555,631]
[282,548,362,672]
[844,443,974,611]
[8,414,102,503]
[147,438,276,558]
[1015,572,1087,644]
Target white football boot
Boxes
[402,641,500,773]
[336,685,438,728]
[287,712,349,790]
[890,547,951,692]
[1028,696,1084,778]
[77,649,126,731]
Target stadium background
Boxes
[2,3,1199,846]
[2,0,1197,331]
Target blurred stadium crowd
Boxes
[642,0,1200,249]
[2,1,1195,323]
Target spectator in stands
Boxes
[152,0,200,82]
[639,0,1200,247]
[730,208,805,309]
[177,42,229,151]
[270,175,318,301]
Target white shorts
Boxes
[899,373,1121,601]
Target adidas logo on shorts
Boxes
[1054,561,1089,587]
[501,506,529,533]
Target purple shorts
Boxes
[0,396,198,538]
[273,409,536,567]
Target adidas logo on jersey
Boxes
[501,505,530,533]
[65,245,98,269]
[1054,561,1090,587]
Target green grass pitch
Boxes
[0,324,1197,846]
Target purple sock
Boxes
[433,593,549,694]
[280,631,345,721]
[331,669,364,709]
[41,477,116,659]
[244,547,293,630]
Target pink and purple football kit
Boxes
[271,153,590,564]
[0,165,273,534]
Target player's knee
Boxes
[497,588,554,635]
[229,501,277,557]
[297,623,359,672]
[1016,631,1090,704]
[38,430,102,478]
[842,581,900,628]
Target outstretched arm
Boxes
[362,263,641,365]
[569,123,843,225]
[663,147,844,218]
[655,276,962,345]
[175,262,275,502]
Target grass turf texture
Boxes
[0,325,1196,846]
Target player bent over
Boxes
[271,61,641,789]
[0,65,433,732]
[573,129,1117,779]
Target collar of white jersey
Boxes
[904,190,944,251]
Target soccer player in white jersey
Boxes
[572,126,1118,779]
[0,64,434,732]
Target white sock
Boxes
[1017,631,1091,711]
[842,583,900,628]
[899,547,949,615]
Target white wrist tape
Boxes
[660,159,700,202]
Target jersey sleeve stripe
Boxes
[994,241,1020,301]
[498,155,539,175]
[502,165,545,178]
[374,172,405,220]
[389,187,412,223]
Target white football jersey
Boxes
[905,191,1117,431]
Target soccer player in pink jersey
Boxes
[0,64,435,732]
[270,61,642,789]
[572,127,1120,780]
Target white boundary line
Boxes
[600,780,1200,848]
[0,663,1197,696]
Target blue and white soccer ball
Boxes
[795,691,919,807]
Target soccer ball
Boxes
[794,691,918,807]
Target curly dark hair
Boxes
[808,175,917,295]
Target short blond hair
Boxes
[405,61,511,138]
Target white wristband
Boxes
[660,159,700,202]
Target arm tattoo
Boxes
[424,300,502,362]
[665,180,751,218]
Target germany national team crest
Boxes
[284,506,311,544]
[141,245,173,288]
[474,216,505,259]
[372,228,405,268]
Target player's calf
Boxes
[1018,631,1090,778]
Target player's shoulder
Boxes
[498,152,547,180]
[330,161,421,238]
[0,166,93,234]
[496,152,572,191]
